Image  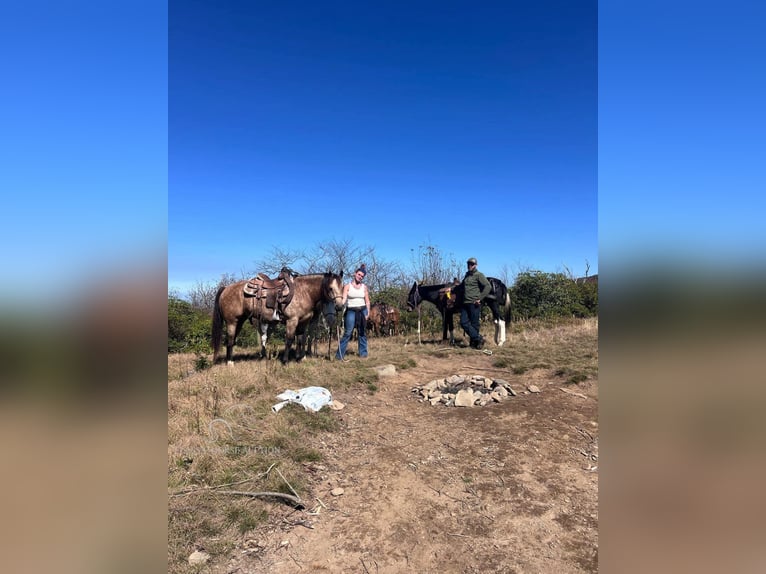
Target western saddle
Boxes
[243,267,296,320]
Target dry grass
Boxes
[167,316,598,572]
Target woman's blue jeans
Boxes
[336,308,368,359]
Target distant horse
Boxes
[406,277,511,346]
[212,271,344,364]
[367,302,401,336]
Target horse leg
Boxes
[295,323,308,361]
[488,300,506,346]
[496,319,506,347]
[281,319,298,363]
[226,318,245,365]
[259,321,269,358]
[446,311,455,345]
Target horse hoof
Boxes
[227,360,234,366]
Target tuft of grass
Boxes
[396,358,417,370]
[567,373,588,385]
[291,447,323,463]
[512,366,528,375]
[492,357,511,369]
[226,505,268,534]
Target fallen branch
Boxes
[275,466,300,499]
[217,490,304,507]
[459,365,509,372]
[559,387,589,400]
[170,462,279,498]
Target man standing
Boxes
[460,257,491,349]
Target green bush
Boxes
[510,272,597,320]
[168,296,211,353]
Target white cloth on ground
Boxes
[271,386,333,413]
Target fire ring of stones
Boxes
[412,374,541,407]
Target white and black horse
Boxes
[406,277,511,346]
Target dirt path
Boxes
[213,355,598,573]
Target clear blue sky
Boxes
[2,2,761,305]
[169,0,598,295]
[1,1,167,302]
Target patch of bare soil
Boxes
[211,351,598,573]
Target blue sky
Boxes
[2,2,762,305]
[169,1,598,294]
[599,1,765,270]
[1,1,167,302]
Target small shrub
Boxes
[194,354,210,371]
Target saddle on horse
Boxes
[438,279,462,310]
[243,267,296,319]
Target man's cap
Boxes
[467,258,477,265]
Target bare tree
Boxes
[186,272,239,313]
[409,242,454,284]
[251,247,306,277]
[498,263,514,287]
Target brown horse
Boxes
[212,272,344,364]
[367,302,401,336]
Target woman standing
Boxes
[336,264,371,360]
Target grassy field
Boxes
[168,316,598,572]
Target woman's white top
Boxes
[347,282,366,309]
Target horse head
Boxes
[323,272,345,312]
[406,281,421,311]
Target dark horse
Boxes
[212,272,344,364]
[406,277,511,346]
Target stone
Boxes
[188,550,211,565]
[454,388,475,407]
[374,364,397,378]
[331,487,345,496]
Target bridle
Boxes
[324,274,344,308]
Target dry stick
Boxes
[559,387,589,400]
[170,462,278,497]
[275,466,300,499]
[460,365,511,372]
[218,490,303,506]
[360,557,371,574]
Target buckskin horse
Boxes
[212,271,344,364]
[406,277,511,346]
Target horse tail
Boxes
[503,290,511,324]
[211,285,226,359]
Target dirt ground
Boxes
[208,347,598,573]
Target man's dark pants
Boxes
[460,303,483,347]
